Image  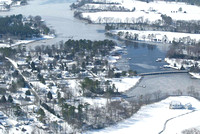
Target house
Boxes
[169,101,183,109]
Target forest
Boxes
[0,14,50,40]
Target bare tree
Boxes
[153,90,162,101]
[144,93,152,104]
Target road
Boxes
[6,57,41,104]
[5,57,73,133]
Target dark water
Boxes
[126,42,169,73]
[115,41,170,73]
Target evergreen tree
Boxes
[0,95,7,103]
[25,90,31,95]
[8,95,13,103]
[47,91,53,101]
[31,61,36,70]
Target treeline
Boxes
[63,39,115,55]
[139,0,200,6]
[35,39,116,58]
[105,14,200,34]
[167,41,200,60]
[70,0,120,9]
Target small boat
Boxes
[156,58,162,62]
[127,58,131,60]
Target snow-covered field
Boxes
[87,96,200,134]
[109,76,141,92]
[81,0,200,23]
[111,30,200,44]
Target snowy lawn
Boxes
[189,72,200,79]
[107,55,121,63]
[109,76,141,92]
[111,30,200,43]
[86,96,200,134]
[81,0,200,23]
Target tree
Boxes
[37,108,45,117]
[121,71,127,76]
[37,74,45,84]
[14,105,23,116]
[178,7,182,12]
[81,77,103,95]
[180,65,185,70]
[161,14,172,25]
[34,15,42,25]
[81,61,86,69]
[31,62,36,70]
[72,64,76,74]
[47,91,53,101]
[107,68,114,78]
[78,104,84,125]
[0,95,7,103]
[37,108,45,123]
[57,91,61,99]
[25,90,31,95]
[68,106,76,121]
[49,63,53,70]
[8,95,13,103]
[58,97,65,106]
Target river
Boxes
[1,0,200,92]
[0,0,107,45]
[124,73,200,99]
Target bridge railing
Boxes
[139,70,188,76]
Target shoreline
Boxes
[0,34,56,48]
[106,32,171,46]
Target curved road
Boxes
[159,110,197,134]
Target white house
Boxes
[169,101,183,109]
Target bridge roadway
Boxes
[139,70,188,76]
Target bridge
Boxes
[139,70,188,76]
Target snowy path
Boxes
[159,110,197,134]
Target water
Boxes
[116,41,170,73]
[124,73,200,99]
[0,0,107,46]
[0,0,169,73]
